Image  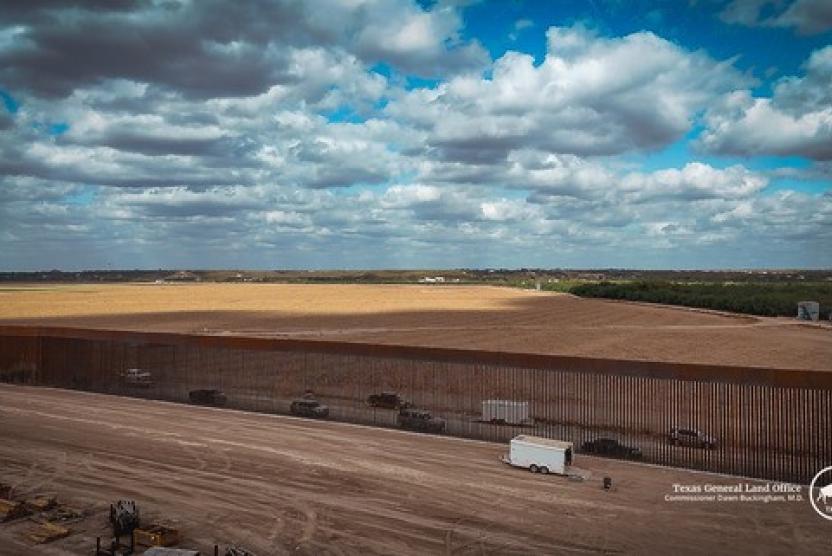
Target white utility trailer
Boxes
[503,435,573,475]
[482,400,529,425]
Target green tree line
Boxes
[568,281,832,320]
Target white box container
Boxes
[505,435,573,475]
[797,301,820,321]
[482,400,529,424]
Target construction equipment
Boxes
[0,498,29,522]
[110,500,140,539]
[26,494,57,511]
[24,521,70,544]
[225,547,257,556]
[96,534,134,556]
[133,544,256,556]
[134,524,180,547]
[39,505,85,524]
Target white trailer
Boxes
[503,435,573,475]
[482,400,529,425]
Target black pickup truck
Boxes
[397,408,445,433]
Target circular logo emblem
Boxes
[810,466,832,521]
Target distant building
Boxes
[164,270,200,282]
[229,272,254,282]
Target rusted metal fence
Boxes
[1,326,830,484]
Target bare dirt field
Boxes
[0,384,828,555]
[0,283,830,370]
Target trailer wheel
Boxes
[539,466,549,475]
[529,464,539,473]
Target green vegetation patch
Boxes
[568,281,832,319]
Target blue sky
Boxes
[464,1,829,78]
[0,0,830,270]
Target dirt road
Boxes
[0,385,828,555]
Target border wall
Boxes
[1,325,830,484]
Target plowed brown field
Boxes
[1,283,830,370]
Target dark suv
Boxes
[290,399,330,418]
[668,427,717,449]
[188,389,227,407]
[367,392,409,409]
[397,408,445,433]
[581,437,642,459]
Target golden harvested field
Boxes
[0,283,830,370]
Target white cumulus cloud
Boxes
[699,46,832,160]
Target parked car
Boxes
[290,399,329,418]
[188,389,227,407]
[668,427,717,449]
[121,368,154,388]
[367,391,409,409]
[397,408,445,433]
[581,437,642,459]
